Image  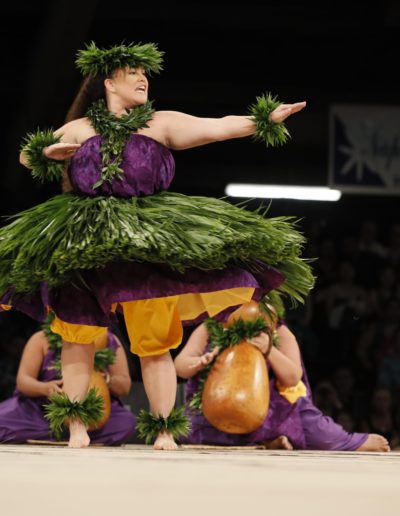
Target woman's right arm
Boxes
[174,324,219,379]
[16,331,63,397]
[19,120,83,169]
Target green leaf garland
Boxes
[86,99,154,188]
[76,41,164,77]
[248,92,290,147]
[0,192,315,304]
[136,407,191,445]
[43,387,104,439]
[20,129,65,182]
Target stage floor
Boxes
[1,444,399,516]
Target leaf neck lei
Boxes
[86,99,155,189]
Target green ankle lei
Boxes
[86,99,155,189]
[41,313,114,439]
[44,388,105,439]
[136,407,191,445]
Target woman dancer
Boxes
[0,41,313,448]
[0,317,135,445]
[175,299,389,451]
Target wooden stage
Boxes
[1,444,399,516]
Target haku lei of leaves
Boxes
[86,99,155,189]
[76,41,164,77]
[188,317,278,412]
[136,407,191,444]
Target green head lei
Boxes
[75,41,164,77]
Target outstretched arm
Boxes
[174,324,219,379]
[156,101,306,150]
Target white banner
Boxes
[329,104,400,194]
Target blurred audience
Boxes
[1,217,400,448]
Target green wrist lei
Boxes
[248,92,290,147]
[20,129,65,182]
[43,387,104,440]
[86,99,155,189]
[136,406,191,445]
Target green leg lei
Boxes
[43,387,104,440]
[136,407,191,445]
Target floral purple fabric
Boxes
[69,134,175,197]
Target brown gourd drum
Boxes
[201,300,276,434]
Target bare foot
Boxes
[68,419,90,448]
[356,434,390,452]
[153,431,178,450]
[260,435,293,450]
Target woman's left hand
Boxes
[189,346,220,370]
[246,332,271,355]
[269,101,306,123]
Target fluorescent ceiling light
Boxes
[225,184,342,201]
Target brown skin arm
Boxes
[106,336,132,397]
[175,322,302,387]
[18,119,89,168]
[153,102,306,150]
[174,324,219,379]
[267,325,303,387]
[16,331,63,397]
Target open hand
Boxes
[269,101,306,123]
[43,379,63,397]
[43,142,81,160]
[189,346,220,370]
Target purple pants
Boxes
[298,396,368,451]
[0,395,136,446]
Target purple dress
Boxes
[299,360,368,451]
[0,133,312,327]
[181,329,368,451]
[0,332,135,445]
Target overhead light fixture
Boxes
[225,184,342,201]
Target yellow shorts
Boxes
[50,287,254,357]
[276,380,307,404]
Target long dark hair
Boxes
[62,73,111,192]
[64,73,109,123]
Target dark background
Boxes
[1,0,400,445]
[0,0,399,221]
